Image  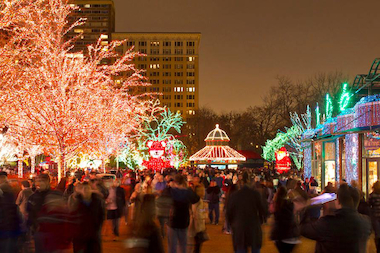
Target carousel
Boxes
[189,124,246,169]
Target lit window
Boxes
[188,57,195,62]
[69,4,76,8]
[84,4,91,8]
[101,41,108,46]
[74,29,83,33]
[100,34,108,39]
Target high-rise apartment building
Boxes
[66,0,115,53]
[112,32,201,118]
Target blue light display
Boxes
[345,133,358,184]
[335,138,340,183]
[303,142,311,179]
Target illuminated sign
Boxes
[275,147,291,173]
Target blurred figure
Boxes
[206,180,220,225]
[27,174,71,253]
[301,184,371,253]
[227,172,264,253]
[16,181,33,220]
[105,179,125,241]
[190,184,208,253]
[69,182,105,253]
[167,174,200,253]
[125,194,164,253]
[155,174,166,194]
[369,181,380,252]
[270,186,299,253]
[130,183,143,221]
[156,183,173,238]
[0,171,21,253]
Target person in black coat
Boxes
[270,186,299,253]
[69,182,105,253]
[167,174,200,253]
[206,180,220,225]
[300,184,371,253]
[226,172,264,253]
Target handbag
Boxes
[195,230,209,243]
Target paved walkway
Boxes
[102,211,376,253]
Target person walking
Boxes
[167,174,200,253]
[156,185,173,238]
[125,194,164,253]
[369,181,380,252]
[105,179,125,241]
[270,186,299,253]
[0,171,21,253]
[300,184,371,253]
[16,181,33,220]
[206,180,220,225]
[27,173,71,253]
[69,182,105,253]
[190,184,208,253]
[226,172,264,253]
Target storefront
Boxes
[303,94,380,197]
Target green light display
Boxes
[325,93,333,119]
[315,103,320,126]
[339,83,352,111]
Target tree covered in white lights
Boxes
[0,0,150,180]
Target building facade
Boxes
[111,32,201,118]
[303,95,380,197]
[66,0,115,54]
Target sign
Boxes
[275,147,291,173]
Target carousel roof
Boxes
[190,124,246,162]
[205,124,230,141]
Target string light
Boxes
[0,0,151,180]
[190,124,246,164]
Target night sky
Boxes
[114,0,380,112]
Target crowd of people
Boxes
[0,166,379,253]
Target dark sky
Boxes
[114,0,380,112]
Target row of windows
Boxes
[149,80,196,85]
[162,95,195,101]
[149,72,196,77]
[73,28,108,33]
[136,57,196,62]
[75,10,109,14]
[138,49,195,55]
[147,64,195,69]
[136,41,196,47]
[173,103,195,108]
[74,4,110,8]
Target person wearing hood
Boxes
[167,174,200,253]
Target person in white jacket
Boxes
[189,185,208,253]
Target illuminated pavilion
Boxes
[189,124,246,169]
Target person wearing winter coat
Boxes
[167,174,200,253]
[69,182,105,253]
[300,184,371,253]
[189,185,207,253]
[226,172,264,253]
[206,180,220,225]
[270,186,299,253]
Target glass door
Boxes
[367,159,380,195]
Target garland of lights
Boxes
[0,0,151,180]
[339,83,352,112]
[325,94,333,119]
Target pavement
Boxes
[102,215,377,253]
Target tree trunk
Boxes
[18,154,23,178]
[57,152,65,183]
[116,156,119,171]
[101,157,106,173]
[31,155,36,174]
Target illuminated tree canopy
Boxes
[0,0,150,180]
